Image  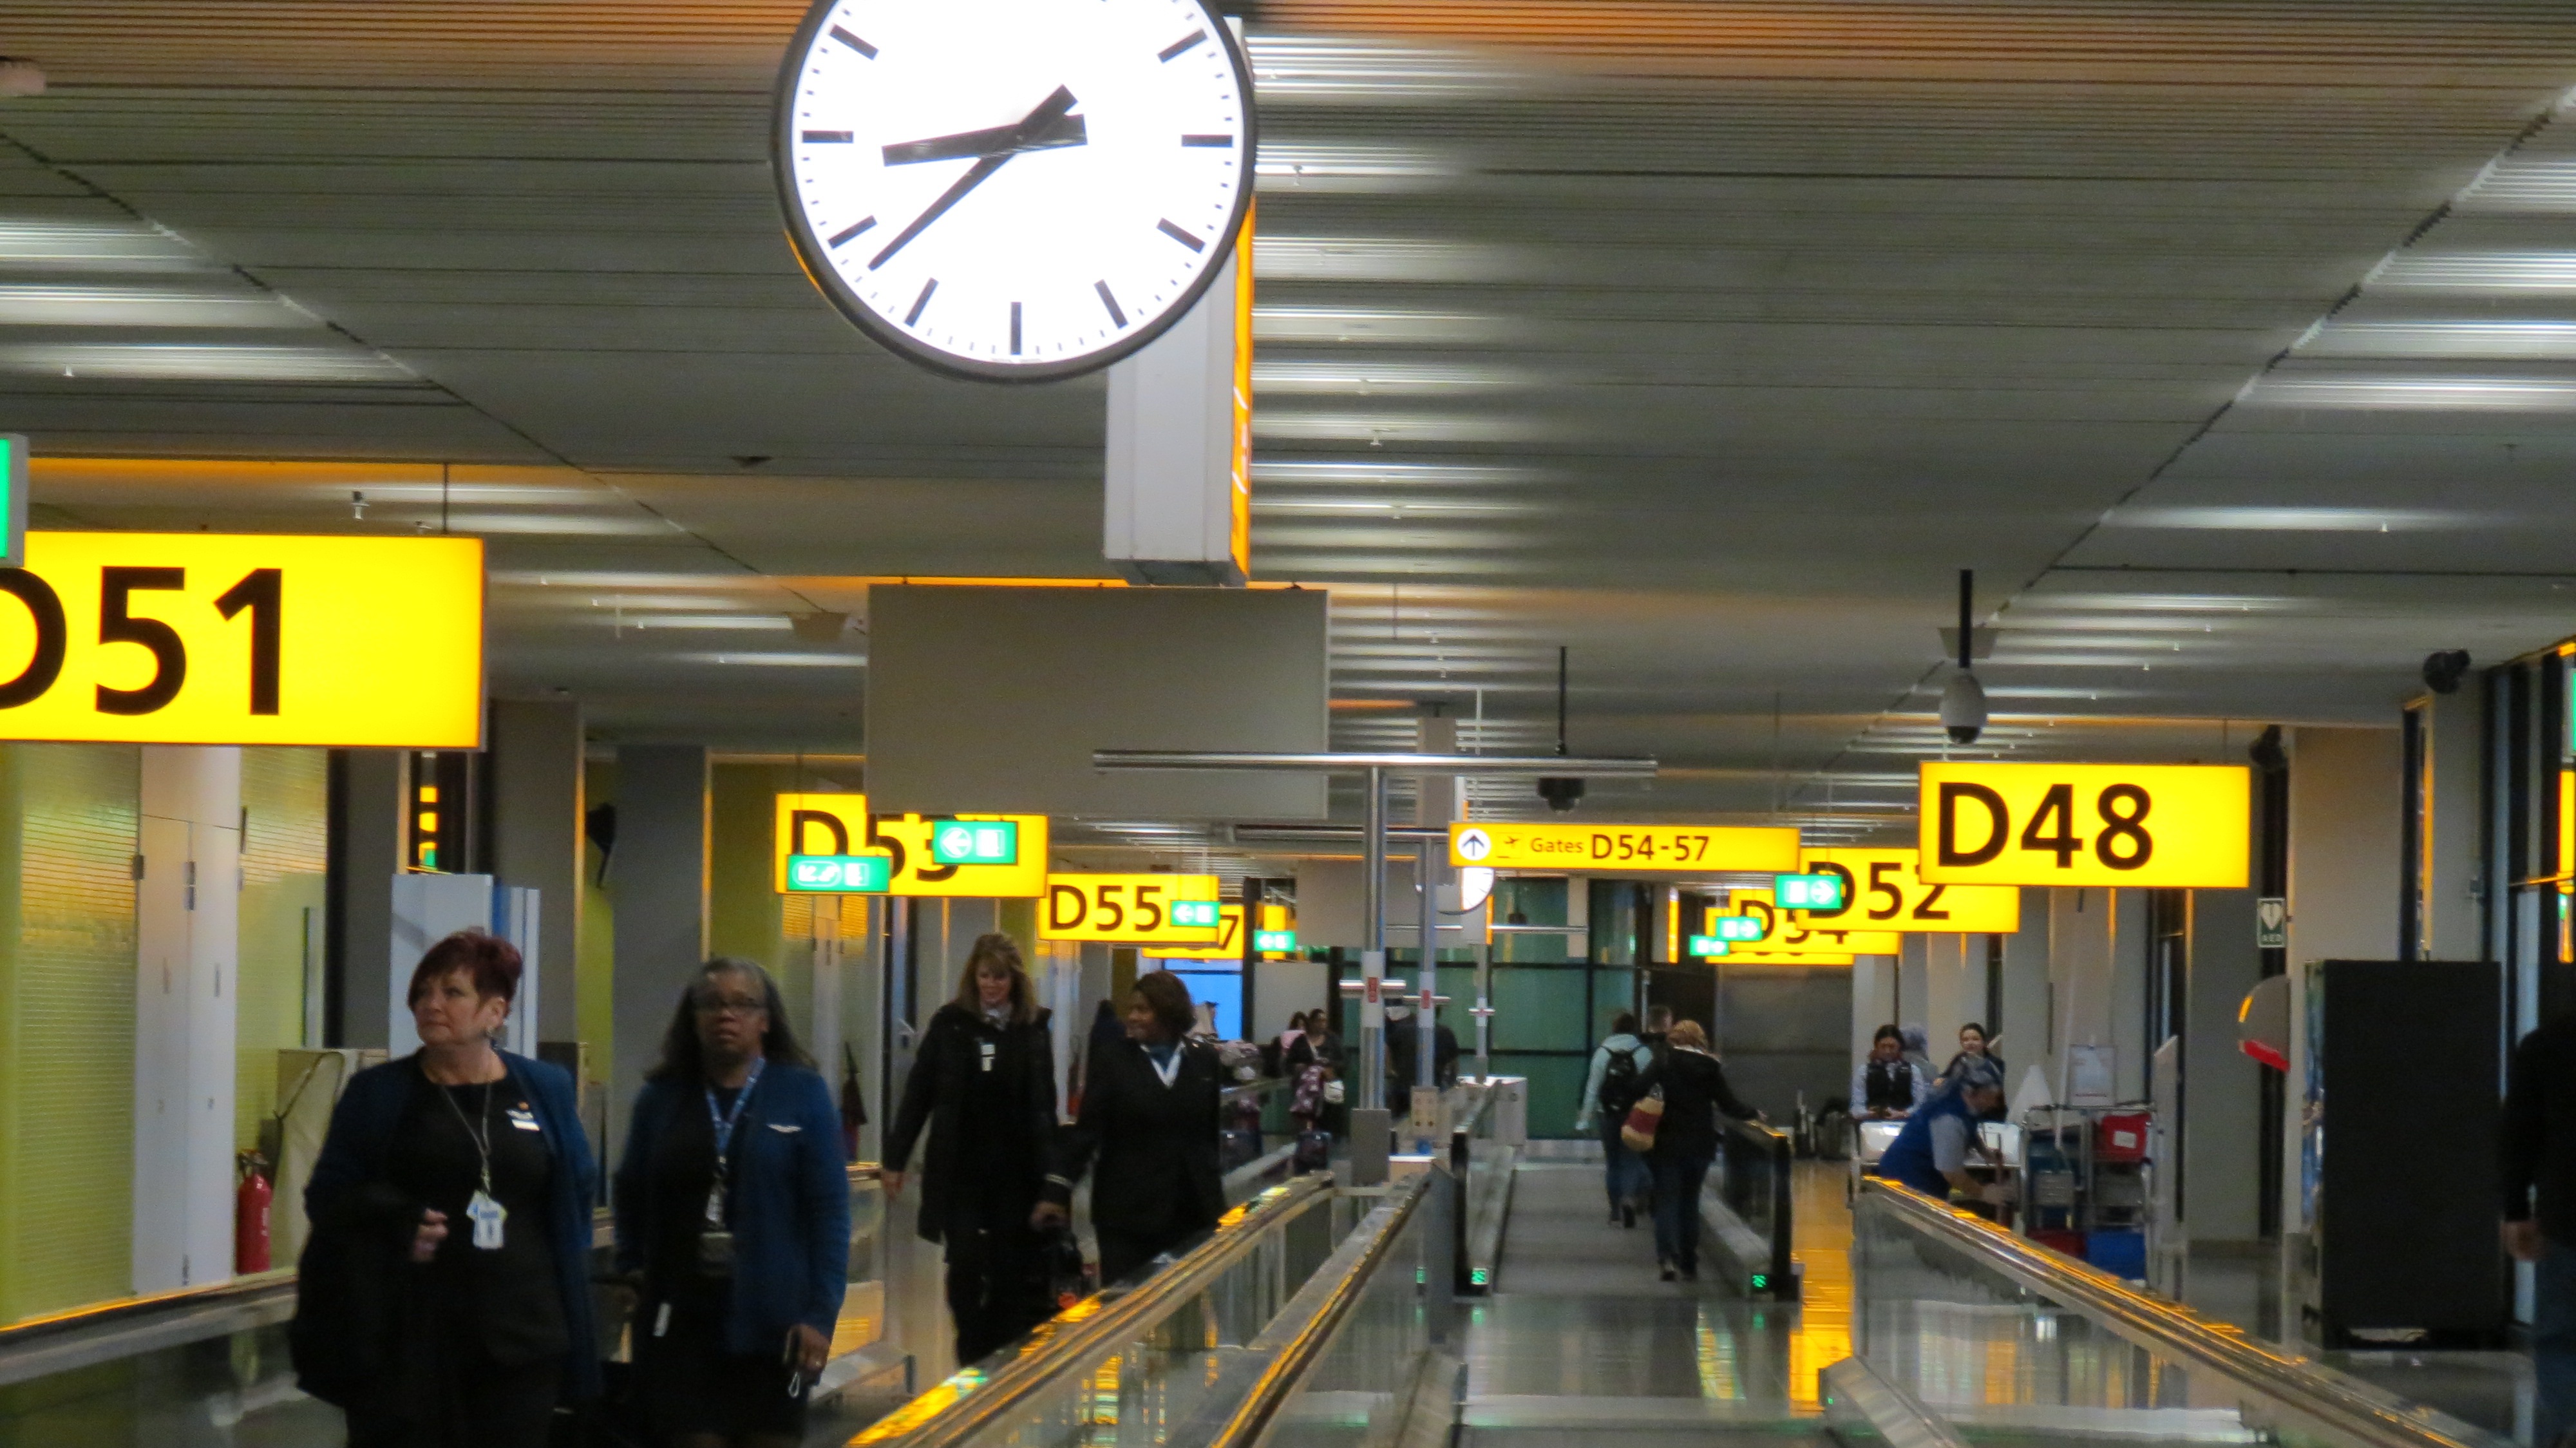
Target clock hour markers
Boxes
[1157,219,1206,252]
[1180,135,1233,148]
[1095,281,1128,327]
[827,217,877,248]
[828,25,877,57]
[905,279,938,327]
[802,130,855,143]
[1158,29,1207,61]
[1010,302,1023,355]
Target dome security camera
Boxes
[1940,671,1987,745]
[2422,649,2471,696]
[1536,776,1586,812]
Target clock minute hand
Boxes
[882,106,1086,166]
[869,86,1083,271]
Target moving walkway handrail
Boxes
[1188,1170,1438,1448]
[853,1174,1336,1448]
[1718,1114,1794,1293]
[1859,1179,2494,1448]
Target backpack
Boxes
[1597,1043,1645,1121]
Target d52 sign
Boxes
[1918,762,2249,889]
[1796,848,2020,933]
[0,532,482,747]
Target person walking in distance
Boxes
[1633,1020,1759,1282]
[884,934,1061,1366]
[2504,1009,2576,1448]
[1036,971,1224,1286]
[292,931,598,1448]
[614,958,848,1448]
[1577,1013,1655,1226]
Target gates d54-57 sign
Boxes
[0,531,482,747]
[1917,761,2249,889]
[1450,822,1799,872]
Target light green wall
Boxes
[710,763,810,1029]
[579,760,616,1089]
[236,748,327,1153]
[0,744,139,1322]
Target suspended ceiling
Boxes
[6,1,2576,833]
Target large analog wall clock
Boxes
[775,0,1256,383]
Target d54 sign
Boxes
[1918,762,2248,889]
[0,531,482,747]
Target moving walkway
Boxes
[0,1097,2522,1448]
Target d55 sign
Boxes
[1918,762,2249,889]
[0,531,482,747]
[1041,873,1224,944]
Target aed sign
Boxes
[786,855,890,893]
[1146,904,1247,960]
[773,793,881,893]
[1796,848,2020,933]
[0,531,482,747]
[1041,873,1223,944]
[1450,822,1799,872]
[868,813,1050,897]
[1918,762,2249,889]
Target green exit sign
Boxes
[1712,916,1763,942]
[1170,899,1222,929]
[1254,929,1297,952]
[931,819,1018,865]
[1775,873,1844,910]
[786,854,891,892]
[0,434,24,568]
[1685,935,1732,958]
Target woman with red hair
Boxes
[290,929,599,1448]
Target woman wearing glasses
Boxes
[614,958,849,1448]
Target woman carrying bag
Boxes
[1036,971,1224,1286]
[613,957,848,1448]
[884,933,1061,1366]
[1629,1020,1760,1283]
[292,930,598,1448]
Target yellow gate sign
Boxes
[1797,848,2020,933]
[1918,762,2249,888]
[0,531,482,746]
[1450,822,1798,872]
[1707,895,1901,956]
[773,792,884,892]
[1041,873,1223,944]
[1146,905,1246,960]
[868,813,1050,897]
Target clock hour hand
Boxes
[869,86,1083,271]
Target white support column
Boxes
[2420,689,2483,960]
[1103,246,1249,586]
[134,746,242,1293]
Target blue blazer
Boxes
[306,1051,601,1401]
[612,1062,850,1354]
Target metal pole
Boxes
[1473,942,1492,1082]
[1416,846,1437,1096]
[1361,766,1387,1114]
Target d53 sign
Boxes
[0,531,482,747]
[1918,762,2249,889]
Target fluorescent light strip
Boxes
[0,218,205,269]
[674,652,866,668]
[2101,505,2476,531]
[1253,236,1529,283]
[1253,307,1517,347]
[2243,376,2576,410]
[2373,252,2576,291]
[1244,34,1533,102]
[0,343,413,382]
[1255,144,1459,191]
[1252,411,1552,444]
[0,283,314,328]
[2300,320,2576,359]
[1253,359,1539,395]
[1253,459,1548,487]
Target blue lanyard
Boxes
[705,1058,766,1165]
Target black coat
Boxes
[886,1003,1057,1243]
[1637,1047,1758,1164]
[1043,1038,1223,1245]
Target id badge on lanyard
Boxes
[698,1062,764,1274]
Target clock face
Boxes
[775,0,1255,382]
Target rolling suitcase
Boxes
[1294,1129,1332,1172]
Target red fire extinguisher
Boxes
[236,1150,272,1274]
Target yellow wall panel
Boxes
[0,743,139,1320]
[236,747,327,1152]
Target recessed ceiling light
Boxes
[2298,320,2576,359]
[2242,376,2576,410]
[2101,506,2479,531]
[0,283,313,328]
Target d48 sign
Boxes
[0,533,483,748]
[1917,761,2248,889]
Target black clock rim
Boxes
[770,0,1259,386]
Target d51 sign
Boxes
[0,532,482,747]
[1918,762,2249,889]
